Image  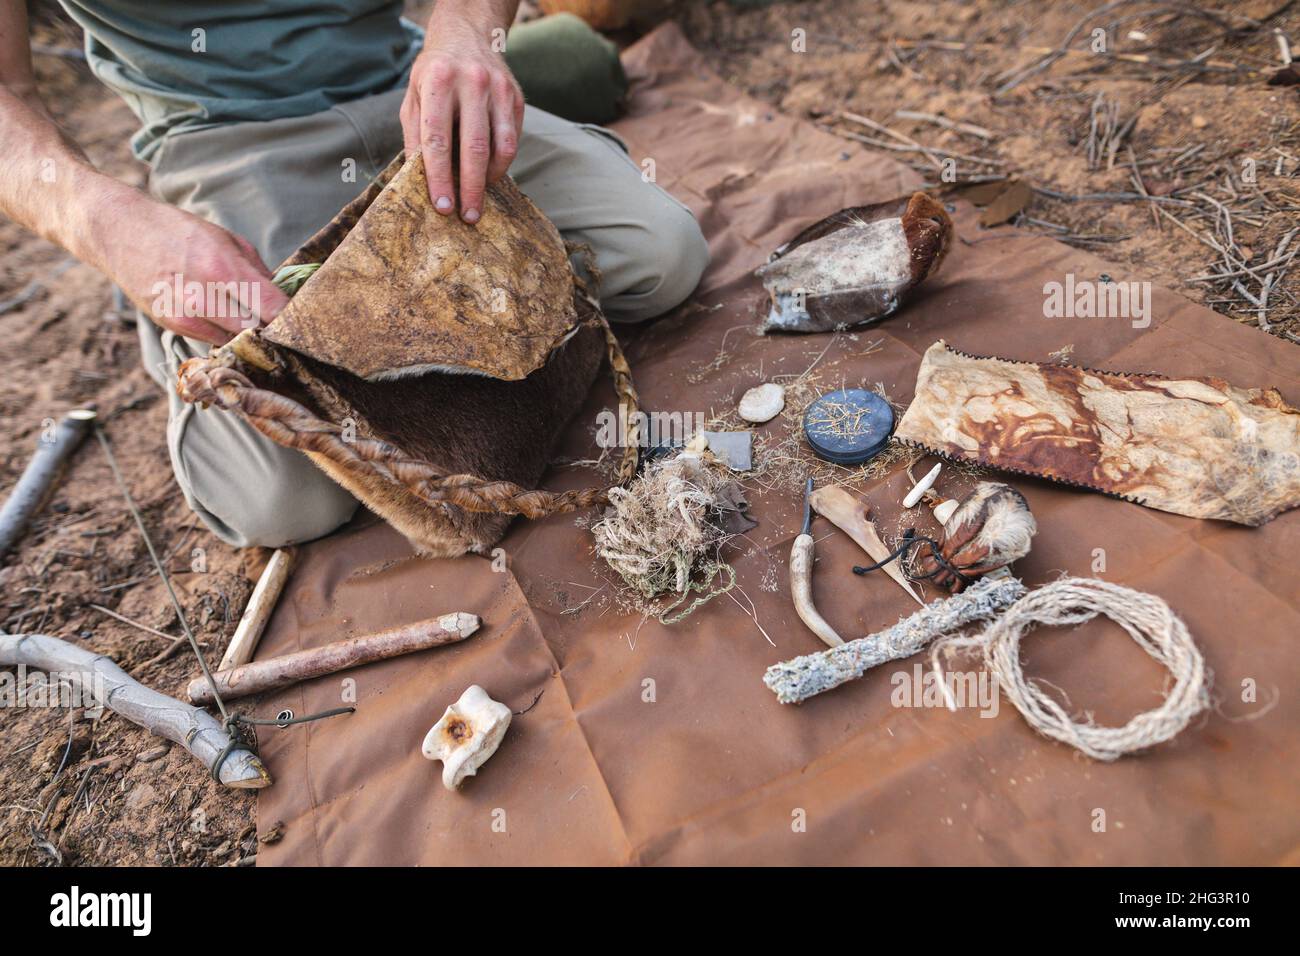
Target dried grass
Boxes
[703,334,924,498]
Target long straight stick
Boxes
[187,612,480,705]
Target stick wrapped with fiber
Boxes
[763,574,1027,704]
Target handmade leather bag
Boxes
[177,153,639,556]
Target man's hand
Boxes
[401,0,523,224]
[108,194,290,345]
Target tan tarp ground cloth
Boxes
[252,25,1300,865]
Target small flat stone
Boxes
[123,783,159,811]
[738,383,785,424]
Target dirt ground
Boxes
[683,0,1300,339]
[1,0,1297,866]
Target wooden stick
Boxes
[822,125,1005,168]
[833,111,1005,166]
[765,574,1027,704]
[0,409,96,561]
[834,110,942,170]
[219,548,296,672]
[810,486,924,606]
[87,603,179,643]
[187,612,481,705]
[894,109,994,141]
[893,38,1246,74]
[0,633,270,788]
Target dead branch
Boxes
[893,109,994,141]
[219,547,296,671]
[0,633,270,788]
[0,410,97,561]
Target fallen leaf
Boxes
[979,180,1032,227]
[951,180,1011,205]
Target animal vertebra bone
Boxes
[422,685,513,791]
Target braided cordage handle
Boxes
[177,316,637,519]
[588,293,640,484]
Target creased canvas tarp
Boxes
[251,24,1300,866]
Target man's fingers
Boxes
[169,313,234,346]
[134,274,240,343]
[486,78,521,184]
[399,87,421,160]
[239,278,290,329]
[228,237,291,328]
[419,69,456,215]
[457,64,493,224]
[195,281,261,336]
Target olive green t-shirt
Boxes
[56,1,422,162]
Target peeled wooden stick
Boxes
[810,486,923,606]
[0,633,270,788]
[0,409,96,560]
[188,612,480,705]
[219,547,296,672]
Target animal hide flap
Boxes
[263,153,579,382]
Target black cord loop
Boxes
[851,529,975,587]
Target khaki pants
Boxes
[140,88,708,548]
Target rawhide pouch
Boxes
[177,153,639,557]
[895,341,1300,527]
[755,192,953,333]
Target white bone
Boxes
[422,685,512,791]
[903,463,942,508]
[933,498,959,526]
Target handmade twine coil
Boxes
[931,577,1210,761]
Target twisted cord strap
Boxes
[569,246,640,485]
[177,357,615,518]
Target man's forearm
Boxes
[426,0,520,46]
[0,85,142,276]
[0,0,290,343]
[0,0,141,280]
